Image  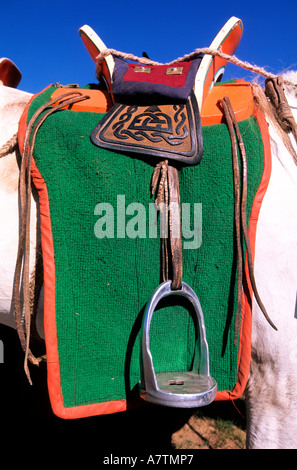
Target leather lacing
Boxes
[220,97,278,344]
[151,161,183,291]
[14,91,90,384]
[152,96,278,348]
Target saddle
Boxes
[84,18,244,408]
[91,67,204,166]
[15,18,274,418]
[80,18,275,408]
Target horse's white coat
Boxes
[1,74,297,448]
[245,74,297,448]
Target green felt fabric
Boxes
[28,85,264,408]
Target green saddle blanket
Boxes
[20,84,271,418]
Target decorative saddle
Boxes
[91,45,212,407]
[91,62,204,167]
[15,18,274,419]
[84,18,272,409]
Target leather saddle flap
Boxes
[91,91,203,165]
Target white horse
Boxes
[1,71,297,449]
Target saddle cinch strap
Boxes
[92,56,217,407]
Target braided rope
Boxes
[0,132,18,158]
[96,47,297,88]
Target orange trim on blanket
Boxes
[215,106,272,401]
[18,86,129,418]
[31,158,128,419]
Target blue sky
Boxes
[1,0,296,94]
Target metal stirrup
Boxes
[139,281,217,408]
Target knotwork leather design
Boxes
[91,92,203,165]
